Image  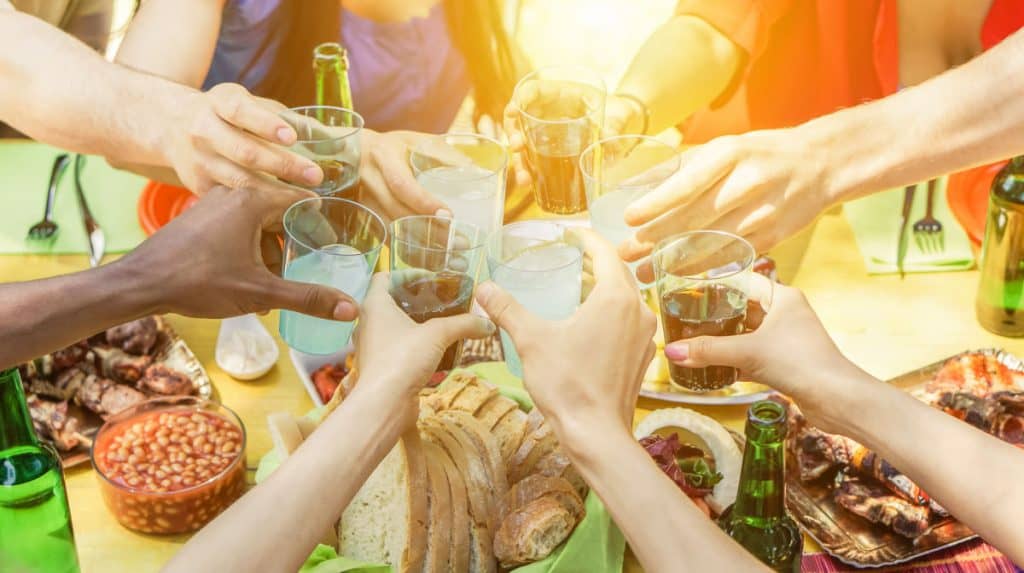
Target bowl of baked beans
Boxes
[90,396,247,534]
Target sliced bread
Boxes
[436,410,509,523]
[491,407,530,463]
[508,419,559,484]
[499,474,584,522]
[420,418,497,573]
[431,440,470,573]
[339,432,428,573]
[422,442,452,573]
[493,496,576,569]
[534,449,588,499]
[449,381,499,416]
[473,394,519,432]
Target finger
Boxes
[663,332,759,373]
[209,83,300,146]
[261,232,283,275]
[206,119,321,187]
[474,281,542,342]
[256,274,359,321]
[565,228,633,288]
[369,144,445,215]
[632,257,654,283]
[623,144,734,226]
[426,313,497,346]
[359,168,413,220]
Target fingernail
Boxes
[664,342,688,362]
[435,208,453,218]
[303,166,322,184]
[333,301,357,321]
[277,127,296,145]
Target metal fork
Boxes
[73,155,105,267]
[913,179,944,254]
[26,154,72,241]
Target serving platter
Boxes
[26,318,213,468]
[785,348,1023,567]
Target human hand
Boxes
[166,83,324,196]
[475,229,657,436]
[358,130,449,220]
[352,273,495,421]
[663,278,867,433]
[118,186,359,321]
[619,128,835,280]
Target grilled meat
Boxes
[92,346,152,384]
[27,366,88,401]
[99,384,147,417]
[137,364,193,396]
[50,342,89,372]
[25,396,90,451]
[833,471,932,539]
[106,317,158,355]
[925,352,1020,398]
[936,390,1024,447]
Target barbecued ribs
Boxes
[833,471,932,539]
[92,347,152,384]
[106,317,159,355]
[25,395,90,451]
[137,364,193,396]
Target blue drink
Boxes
[279,198,385,355]
[488,223,583,377]
[280,245,371,354]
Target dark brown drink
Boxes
[524,146,587,214]
[660,284,747,391]
[391,271,475,370]
[311,159,360,200]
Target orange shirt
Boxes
[676,0,1024,143]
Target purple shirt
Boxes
[202,1,470,134]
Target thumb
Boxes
[425,313,497,348]
[663,333,759,373]
[258,275,359,321]
[474,281,540,342]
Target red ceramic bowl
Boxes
[137,181,199,236]
[946,161,1007,246]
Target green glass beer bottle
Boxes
[718,400,802,572]
[977,156,1024,336]
[314,42,354,115]
[0,368,81,573]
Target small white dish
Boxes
[215,314,279,380]
[289,345,352,407]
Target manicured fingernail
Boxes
[333,301,357,321]
[303,166,322,184]
[277,127,296,144]
[435,208,453,218]
[664,342,688,362]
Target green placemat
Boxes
[0,142,147,254]
[843,177,975,274]
[255,362,625,573]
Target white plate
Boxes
[289,345,352,407]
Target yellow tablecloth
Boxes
[2,203,1018,573]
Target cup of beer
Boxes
[652,231,760,391]
[280,106,363,199]
[512,66,606,215]
[389,216,487,371]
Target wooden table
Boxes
[3,206,1016,573]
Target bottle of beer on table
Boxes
[718,400,802,572]
[977,156,1024,336]
[314,42,354,114]
[0,368,81,573]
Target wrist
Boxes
[546,409,632,462]
[101,259,163,319]
[797,109,890,207]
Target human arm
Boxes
[608,15,742,137]
[474,229,769,573]
[0,10,322,194]
[621,27,1024,260]
[666,280,1024,563]
[163,274,494,573]
[0,186,358,371]
[115,0,225,87]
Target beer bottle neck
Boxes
[313,42,353,111]
[0,368,40,452]
[732,401,788,524]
